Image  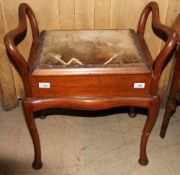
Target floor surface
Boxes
[0,103,180,175]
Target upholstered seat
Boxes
[37,29,148,68]
[33,29,151,76]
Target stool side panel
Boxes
[31,74,152,98]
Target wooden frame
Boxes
[4,2,177,169]
[160,14,180,138]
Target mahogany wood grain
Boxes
[31,74,152,98]
[22,99,42,169]
[160,14,180,138]
[160,48,180,138]
[4,3,39,97]
[4,1,177,170]
[137,2,177,95]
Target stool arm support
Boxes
[4,3,39,97]
[137,1,177,77]
[137,1,173,41]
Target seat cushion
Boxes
[31,29,152,97]
[37,29,147,68]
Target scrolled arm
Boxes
[137,1,177,77]
[4,3,39,97]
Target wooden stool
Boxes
[4,2,177,169]
[160,14,180,138]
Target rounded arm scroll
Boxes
[4,3,39,97]
[137,1,177,77]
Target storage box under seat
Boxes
[31,29,152,98]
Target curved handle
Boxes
[137,1,177,77]
[4,3,39,97]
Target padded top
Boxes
[37,30,147,68]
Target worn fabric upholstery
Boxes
[38,30,147,68]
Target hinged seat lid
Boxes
[32,29,151,76]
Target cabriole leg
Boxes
[160,101,176,138]
[39,110,47,119]
[138,97,160,165]
[128,106,137,117]
[22,99,42,170]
